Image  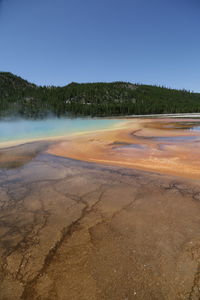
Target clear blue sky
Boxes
[0,0,199,91]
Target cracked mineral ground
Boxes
[0,118,200,300]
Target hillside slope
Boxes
[0,72,200,118]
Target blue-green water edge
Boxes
[0,118,123,144]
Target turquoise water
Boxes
[190,126,200,131]
[0,118,123,144]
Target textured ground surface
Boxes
[48,118,200,179]
[0,151,200,300]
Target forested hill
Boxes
[1,72,200,118]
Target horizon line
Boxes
[0,71,198,93]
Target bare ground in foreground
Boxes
[0,151,200,300]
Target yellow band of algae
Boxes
[0,119,129,149]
